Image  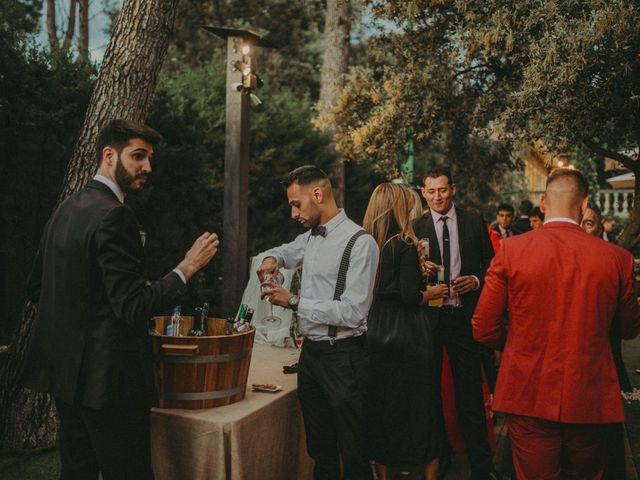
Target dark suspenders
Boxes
[328,229,368,344]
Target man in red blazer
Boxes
[472,168,640,480]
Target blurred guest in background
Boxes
[511,199,533,235]
[528,206,544,230]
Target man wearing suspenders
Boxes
[258,166,379,480]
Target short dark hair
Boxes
[281,165,331,188]
[95,119,163,166]
[587,201,602,222]
[496,203,514,215]
[422,168,453,186]
[518,199,533,215]
[530,206,544,220]
[546,168,589,197]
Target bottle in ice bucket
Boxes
[171,305,182,336]
[428,266,446,307]
[189,302,209,336]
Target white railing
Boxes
[596,189,634,219]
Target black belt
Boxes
[304,334,366,350]
[440,305,464,312]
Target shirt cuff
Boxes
[173,268,187,284]
[471,275,480,290]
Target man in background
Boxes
[492,204,515,239]
[511,199,533,235]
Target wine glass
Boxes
[261,272,284,327]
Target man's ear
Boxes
[102,146,115,166]
[580,196,589,216]
[312,186,323,204]
[539,194,546,213]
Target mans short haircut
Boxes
[423,168,453,186]
[587,201,603,222]
[518,199,533,216]
[603,216,615,224]
[496,203,515,215]
[530,206,544,220]
[282,165,331,189]
[95,119,163,166]
[546,168,589,198]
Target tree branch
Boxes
[583,139,639,171]
[62,0,77,52]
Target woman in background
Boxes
[529,206,544,230]
[363,183,447,480]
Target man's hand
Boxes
[177,232,219,282]
[260,281,294,309]
[257,256,279,282]
[451,275,479,295]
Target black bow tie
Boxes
[311,226,327,237]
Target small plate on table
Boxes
[251,383,283,393]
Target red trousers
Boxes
[507,415,610,480]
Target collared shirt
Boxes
[498,225,512,238]
[544,217,579,226]
[430,204,479,303]
[262,209,379,341]
[93,174,187,284]
[95,174,125,203]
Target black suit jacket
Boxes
[413,207,494,320]
[23,180,187,409]
[511,216,532,235]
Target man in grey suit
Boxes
[24,119,219,479]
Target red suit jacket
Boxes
[472,221,640,424]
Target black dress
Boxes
[366,234,440,467]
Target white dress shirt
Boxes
[94,175,187,284]
[262,209,379,341]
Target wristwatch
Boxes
[288,295,300,311]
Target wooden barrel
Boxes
[151,316,255,409]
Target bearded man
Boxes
[23,119,219,479]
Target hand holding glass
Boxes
[261,272,284,326]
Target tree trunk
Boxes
[78,0,89,60]
[0,0,180,452]
[46,0,58,49]
[318,0,351,207]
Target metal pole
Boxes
[222,36,250,317]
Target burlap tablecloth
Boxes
[151,344,313,480]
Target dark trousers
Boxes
[507,414,609,480]
[55,398,154,480]
[433,308,493,477]
[297,335,372,480]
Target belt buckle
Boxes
[328,337,336,346]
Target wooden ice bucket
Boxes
[151,316,255,409]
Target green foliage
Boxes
[167,0,326,98]
[128,56,337,314]
[325,0,640,226]
[0,30,95,343]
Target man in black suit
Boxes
[413,168,499,480]
[510,199,533,235]
[23,119,219,480]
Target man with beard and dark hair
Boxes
[257,165,379,480]
[23,119,220,479]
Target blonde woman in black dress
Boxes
[363,183,448,480]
